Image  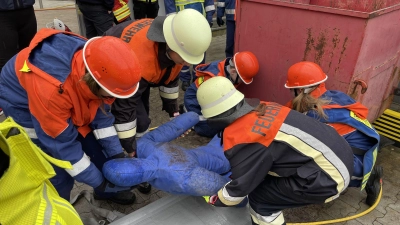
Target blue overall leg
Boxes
[179,53,207,83]
[225,20,236,58]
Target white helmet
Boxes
[163,9,212,65]
[46,18,71,32]
[197,76,245,118]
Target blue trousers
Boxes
[77,1,114,39]
[226,20,236,58]
[179,53,206,83]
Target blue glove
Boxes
[94,179,132,193]
[217,17,225,27]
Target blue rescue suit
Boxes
[306,91,380,189]
[164,0,215,83]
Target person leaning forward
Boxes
[198,76,354,225]
[104,8,212,157]
[0,29,141,205]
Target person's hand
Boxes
[127,152,136,158]
[217,17,225,27]
[170,112,180,121]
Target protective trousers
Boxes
[248,176,331,225]
[225,20,236,58]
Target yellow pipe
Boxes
[288,181,383,225]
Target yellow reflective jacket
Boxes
[0,117,83,225]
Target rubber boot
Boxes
[365,165,383,206]
[137,182,152,194]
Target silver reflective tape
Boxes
[93,126,117,139]
[250,207,284,224]
[22,127,38,139]
[114,120,137,131]
[159,86,179,94]
[200,88,237,110]
[65,153,91,177]
[217,2,225,7]
[279,123,350,191]
[42,183,52,225]
[205,5,215,11]
[199,115,207,121]
[181,69,190,73]
[351,176,363,180]
[226,9,235,15]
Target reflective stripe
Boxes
[65,153,91,177]
[117,127,137,139]
[199,115,207,121]
[160,91,179,99]
[217,181,246,206]
[22,127,38,139]
[201,88,237,110]
[205,5,215,12]
[217,2,225,7]
[159,86,179,99]
[181,69,190,73]
[159,86,179,93]
[42,183,53,225]
[93,126,117,139]
[114,120,137,131]
[351,176,363,180]
[268,171,280,177]
[175,0,203,5]
[226,9,235,14]
[138,0,157,2]
[277,124,350,201]
[250,207,285,225]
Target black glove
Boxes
[217,17,225,27]
[94,179,132,193]
[110,152,126,159]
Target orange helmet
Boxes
[83,36,141,99]
[285,61,327,89]
[233,51,259,84]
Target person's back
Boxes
[197,76,353,225]
[284,61,382,207]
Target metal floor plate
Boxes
[109,195,252,225]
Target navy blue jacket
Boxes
[0,0,35,10]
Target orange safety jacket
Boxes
[120,19,183,85]
[15,29,114,138]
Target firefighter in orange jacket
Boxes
[104,8,212,193]
[0,29,142,204]
[104,9,211,155]
[198,77,353,225]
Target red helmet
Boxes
[83,36,141,99]
[233,51,259,84]
[285,61,327,89]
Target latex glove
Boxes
[217,17,225,27]
[94,179,132,193]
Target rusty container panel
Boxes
[310,0,400,12]
[235,0,400,120]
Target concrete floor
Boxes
[2,1,399,224]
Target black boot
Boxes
[137,182,152,194]
[181,81,190,91]
[93,190,136,205]
[365,166,383,206]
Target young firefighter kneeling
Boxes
[198,77,353,225]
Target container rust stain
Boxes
[302,28,327,65]
[314,32,327,65]
[303,28,314,61]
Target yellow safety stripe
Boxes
[137,0,157,2]
[361,147,378,190]
[217,183,246,206]
[117,127,137,139]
